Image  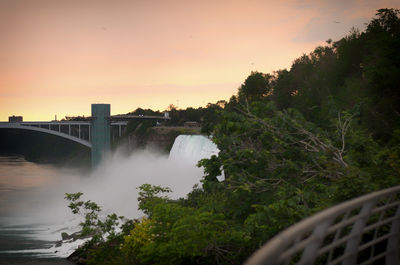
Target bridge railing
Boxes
[244,185,400,265]
[1,121,128,144]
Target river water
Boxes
[0,155,81,264]
[0,135,219,264]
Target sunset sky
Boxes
[1,0,399,121]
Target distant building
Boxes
[164,112,170,119]
[8,115,23,122]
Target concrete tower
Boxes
[91,104,111,168]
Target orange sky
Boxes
[1,0,399,121]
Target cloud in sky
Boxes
[0,0,399,120]
[292,0,398,43]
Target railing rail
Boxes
[244,185,400,265]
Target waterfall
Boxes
[169,135,219,165]
[169,135,224,181]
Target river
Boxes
[0,155,79,264]
[0,135,219,264]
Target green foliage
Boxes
[64,193,133,265]
[137,184,172,216]
[65,192,125,242]
[122,185,247,265]
[267,8,400,139]
[201,101,225,135]
[238,71,272,103]
[126,120,157,136]
[165,106,203,126]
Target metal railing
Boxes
[244,185,400,265]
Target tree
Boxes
[367,8,400,35]
[238,71,272,103]
[122,185,246,265]
[360,8,400,140]
[64,192,134,265]
[65,192,124,243]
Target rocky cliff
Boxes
[127,126,201,153]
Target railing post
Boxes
[299,220,332,265]
[343,201,375,265]
[386,205,400,265]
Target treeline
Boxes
[126,103,223,129]
[67,9,400,265]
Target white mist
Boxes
[1,135,219,257]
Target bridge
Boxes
[0,121,128,148]
[0,104,170,168]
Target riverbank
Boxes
[0,258,75,265]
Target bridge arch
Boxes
[0,124,92,148]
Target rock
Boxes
[61,232,70,240]
[68,249,88,265]
[61,231,89,241]
[67,249,81,263]
[71,232,82,241]
[128,126,201,153]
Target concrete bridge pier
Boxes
[91,104,111,168]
